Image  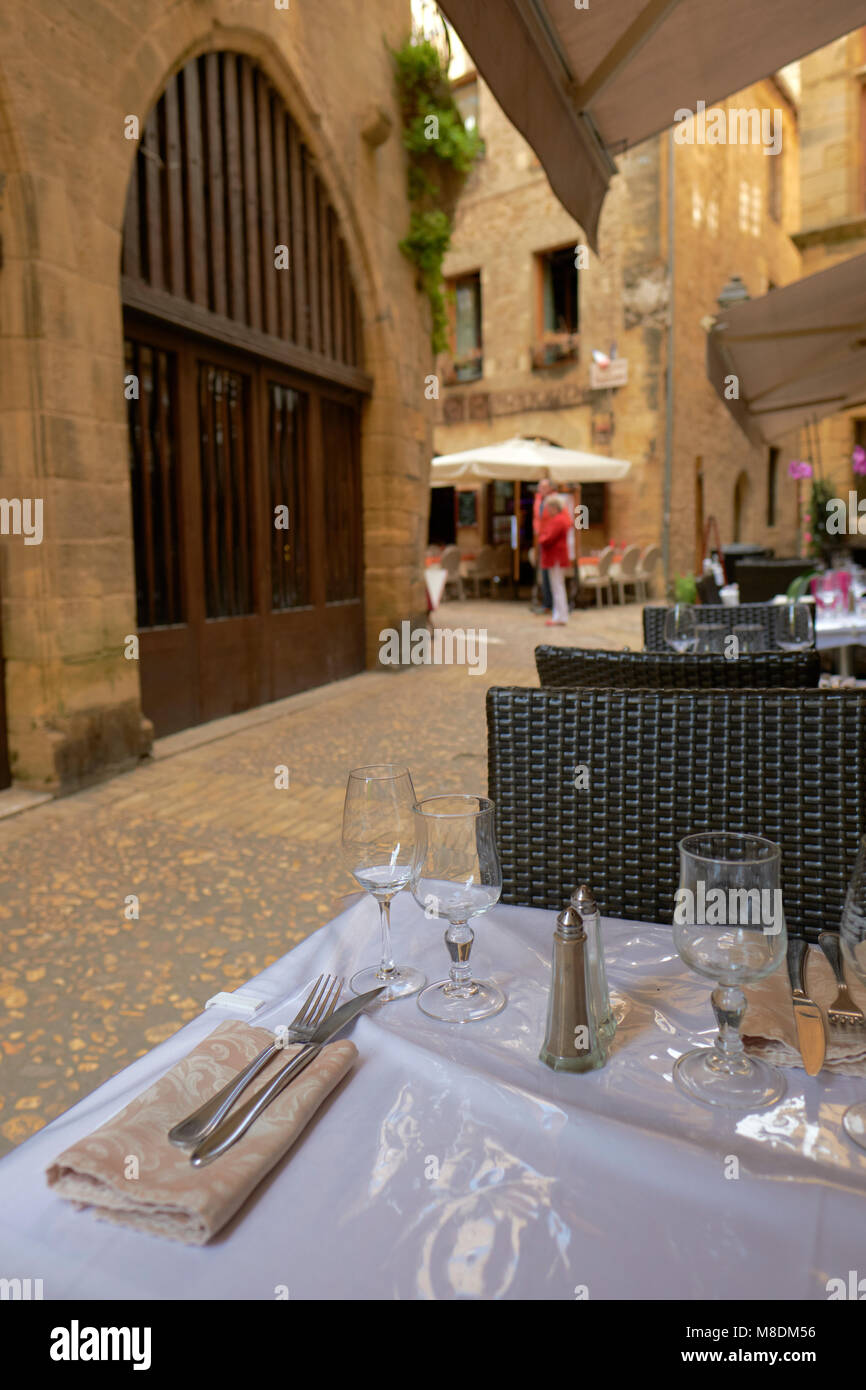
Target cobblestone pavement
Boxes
[0,599,643,1155]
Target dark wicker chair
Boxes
[642,602,813,653]
[735,558,815,604]
[535,645,821,689]
[487,686,866,940]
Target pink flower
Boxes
[853,445,866,476]
[788,460,813,480]
[804,531,812,543]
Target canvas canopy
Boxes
[439,0,863,248]
[431,435,632,485]
[706,253,866,445]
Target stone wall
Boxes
[435,72,805,587]
[670,78,803,577]
[0,0,430,789]
[794,30,866,502]
[435,77,666,561]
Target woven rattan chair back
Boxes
[642,602,807,652]
[534,645,821,689]
[487,686,866,939]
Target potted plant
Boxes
[790,448,866,562]
[671,573,698,603]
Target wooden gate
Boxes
[0,587,10,789]
[121,52,370,736]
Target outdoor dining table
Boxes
[0,894,863,1300]
[814,612,866,678]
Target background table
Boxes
[815,614,866,676]
[1,896,864,1300]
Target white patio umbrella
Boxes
[430,435,631,485]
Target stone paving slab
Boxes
[0,599,643,1154]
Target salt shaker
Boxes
[572,884,615,1044]
[539,904,607,1073]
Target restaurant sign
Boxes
[590,358,629,390]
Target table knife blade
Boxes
[786,937,825,1076]
[190,985,384,1165]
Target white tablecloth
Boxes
[815,615,866,650]
[1,896,865,1300]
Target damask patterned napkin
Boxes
[46,1021,357,1244]
[743,948,866,1076]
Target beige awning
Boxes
[706,254,866,445]
[438,0,863,248]
[431,435,631,485]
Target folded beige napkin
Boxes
[46,1020,357,1245]
[744,948,866,1076]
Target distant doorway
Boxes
[733,470,751,543]
[428,487,456,546]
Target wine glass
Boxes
[839,836,866,1150]
[672,832,788,1109]
[664,604,696,652]
[774,601,813,651]
[410,794,506,1022]
[694,624,726,655]
[341,765,426,1001]
[731,624,764,655]
[814,573,841,619]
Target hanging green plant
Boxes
[390,37,483,353]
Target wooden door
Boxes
[125,317,364,735]
[121,50,370,737]
[0,581,10,789]
[125,331,198,734]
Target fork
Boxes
[168,974,343,1147]
[817,933,866,1030]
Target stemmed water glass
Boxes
[672,832,788,1109]
[664,604,696,652]
[410,794,506,1022]
[774,601,813,651]
[839,835,866,1150]
[341,765,426,1001]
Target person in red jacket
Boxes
[531,477,552,612]
[538,497,571,625]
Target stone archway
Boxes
[0,2,431,788]
[0,65,40,788]
[106,16,432,670]
[120,50,370,735]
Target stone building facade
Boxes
[0,0,431,790]
[434,67,803,583]
[794,28,866,491]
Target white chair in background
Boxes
[440,545,464,600]
[581,546,615,607]
[612,544,641,604]
[635,544,661,601]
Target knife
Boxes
[786,937,825,1077]
[190,986,384,1166]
